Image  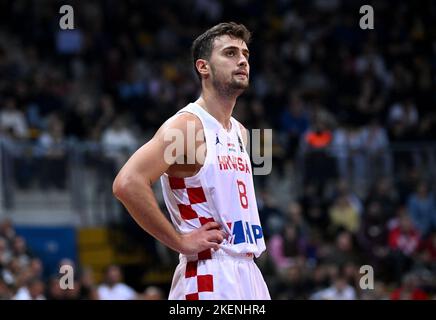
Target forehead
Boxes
[212,35,248,52]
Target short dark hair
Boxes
[191,22,251,80]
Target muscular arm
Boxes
[113,113,223,255]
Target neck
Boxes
[196,83,241,130]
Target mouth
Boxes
[234,71,248,78]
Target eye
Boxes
[226,50,235,57]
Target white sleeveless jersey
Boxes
[160,102,266,259]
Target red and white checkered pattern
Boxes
[184,260,215,300]
[168,176,214,223]
[168,176,215,299]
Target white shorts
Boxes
[168,251,271,300]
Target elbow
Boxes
[113,173,150,200]
[112,174,130,201]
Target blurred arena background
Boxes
[0,0,435,300]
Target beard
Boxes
[210,65,249,97]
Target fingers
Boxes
[183,222,228,254]
[206,241,220,251]
[202,222,227,238]
[206,229,224,244]
[202,221,221,230]
[198,229,224,251]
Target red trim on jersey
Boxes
[187,187,207,204]
[198,249,212,260]
[168,176,186,189]
[197,275,214,292]
[185,261,198,278]
[185,293,199,300]
[199,217,215,225]
[177,204,198,220]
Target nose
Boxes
[238,54,248,67]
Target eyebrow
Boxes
[222,46,250,55]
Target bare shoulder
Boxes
[156,110,204,147]
[162,112,203,132]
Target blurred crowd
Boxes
[0,0,435,299]
[0,218,164,300]
[258,177,436,299]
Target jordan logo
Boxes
[216,134,222,145]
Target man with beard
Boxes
[113,22,270,300]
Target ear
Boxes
[195,59,209,78]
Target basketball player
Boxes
[113,22,270,300]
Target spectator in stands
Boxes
[407,181,436,237]
[137,285,165,300]
[359,281,389,300]
[388,98,419,132]
[0,237,12,268]
[0,219,15,242]
[101,116,138,170]
[275,263,311,299]
[388,98,420,171]
[11,236,32,269]
[328,194,360,235]
[280,91,310,159]
[298,183,329,235]
[13,277,46,300]
[258,191,284,240]
[0,97,28,139]
[310,273,357,300]
[28,258,44,279]
[36,113,67,189]
[418,231,436,269]
[305,203,329,237]
[357,200,390,277]
[268,223,306,273]
[332,124,367,193]
[90,94,116,141]
[46,276,63,300]
[97,265,137,300]
[388,209,421,283]
[64,95,95,140]
[390,272,428,300]
[64,278,83,300]
[366,177,398,222]
[78,267,99,300]
[361,118,392,181]
[300,117,336,190]
[321,231,361,268]
[285,201,309,237]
